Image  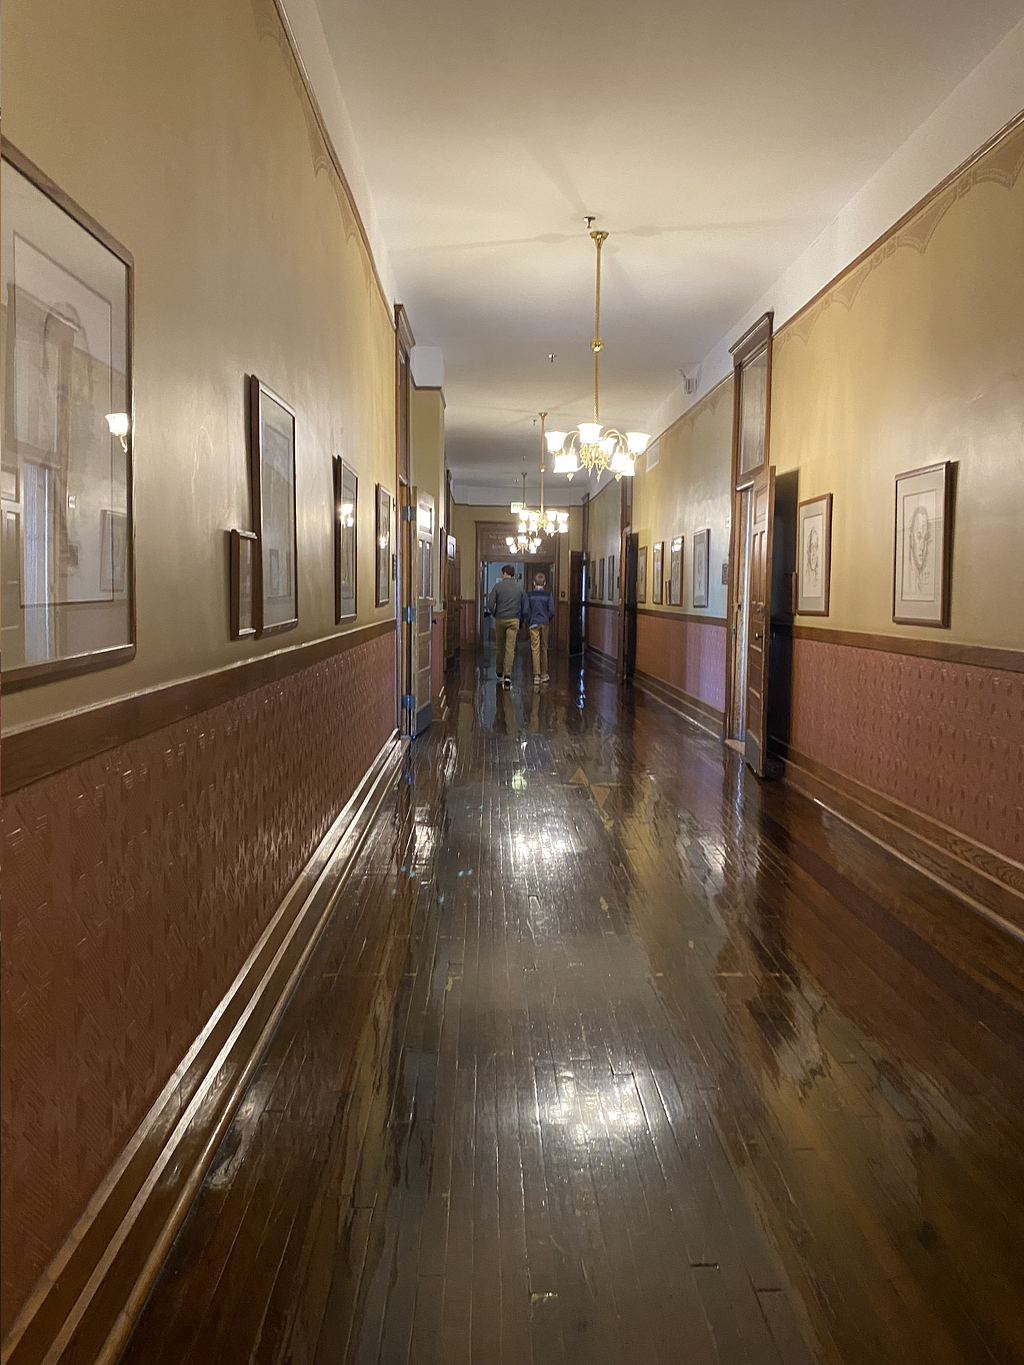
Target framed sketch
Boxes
[230,529,257,639]
[652,541,664,605]
[669,535,683,606]
[599,557,606,600]
[249,376,297,636]
[692,529,710,609]
[333,456,357,621]
[608,553,615,604]
[893,461,953,626]
[1,141,135,689]
[375,484,392,606]
[797,493,832,615]
[637,544,648,604]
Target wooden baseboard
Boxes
[776,742,1024,941]
[632,668,725,739]
[1,732,406,1365]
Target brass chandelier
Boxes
[546,227,649,480]
[507,474,541,555]
[507,415,570,554]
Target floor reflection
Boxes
[120,645,1024,1365]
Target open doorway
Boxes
[479,559,554,642]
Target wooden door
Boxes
[743,466,775,776]
[621,531,638,680]
[727,486,752,741]
[568,551,584,655]
[413,488,435,735]
[399,485,415,734]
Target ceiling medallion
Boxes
[546,227,650,481]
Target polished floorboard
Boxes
[120,648,1024,1365]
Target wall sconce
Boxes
[106,412,130,452]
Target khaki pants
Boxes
[494,617,519,676]
[529,624,549,676]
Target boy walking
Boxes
[487,565,526,688]
[522,572,556,684]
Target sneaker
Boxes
[495,673,506,683]
[502,676,512,689]
[540,673,550,682]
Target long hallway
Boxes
[118,650,1024,1365]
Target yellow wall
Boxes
[630,379,734,618]
[770,124,1024,649]
[2,0,397,733]
[585,479,622,601]
[449,502,582,601]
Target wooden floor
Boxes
[120,648,1024,1365]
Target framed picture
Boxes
[893,461,954,626]
[652,541,664,604]
[692,529,710,608]
[333,456,357,621]
[249,376,297,636]
[230,529,257,639]
[1,141,135,690]
[637,544,647,604]
[376,484,392,606]
[797,493,832,615]
[669,535,683,606]
[608,553,615,604]
[599,557,606,600]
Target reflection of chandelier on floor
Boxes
[545,226,650,481]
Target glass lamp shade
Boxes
[610,450,635,477]
[577,422,602,445]
[545,431,567,454]
[554,451,579,475]
[626,431,651,455]
[599,436,616,456]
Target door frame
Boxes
[395,304,414,734]
[723,311,773,761]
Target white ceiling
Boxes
[315,0,1024,498]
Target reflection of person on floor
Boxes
[522,572,555,685]
[486,564,526,689]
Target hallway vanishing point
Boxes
[118,648,1024,1365]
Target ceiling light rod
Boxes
[545,227,650,481]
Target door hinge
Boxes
[401,694,416,711]
[401,605,417,623]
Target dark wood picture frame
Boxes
[636,545,648,604]
[376,483,392,606]
[669,535,683,606]
[892,460,954,627]
[0,138,137,691]
[229,529,257,639]
[692,528,710,609]
[333,456,357,622]
[652,540,664,604]
[249,375,298,638]
[796,492,833,616]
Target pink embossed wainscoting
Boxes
[635,612,727,720]
[789,636,1023,864]
[586,602,620,659]
[0,629,396,1336]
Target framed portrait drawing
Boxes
[249,376,297,636]
[230,529,257,639]
[796,493,832,615]
[893,461,954,626]
[669,535,683,606]
[608,553,615,604]
[636,544,648,604]
[1,141,135,690]
[692,529,710,609]
[599,557,606,600]
[333,456,357,621]
[375,484,392,606]
[652,541,664,605]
